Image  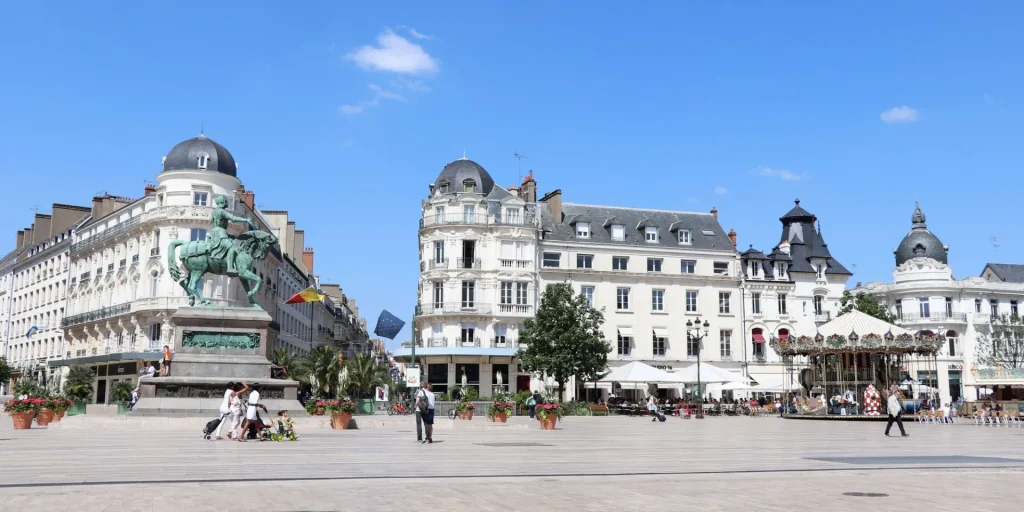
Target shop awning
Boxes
[653,327,669,338]
[778,332,789,340]
[618,326,634,337]
[752,333,766,343]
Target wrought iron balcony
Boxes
[497,303,533,315]
[416,303,493,316]
[61,303,132,327]
[896,312,968,324]
[71,215,141,253]
[429,258,449,270]
[814,312,831,323]
[420,336,447,348]
[460,337,482,347]
[419,212,536,229]
[456,257,481,269]
[499,259,532,269]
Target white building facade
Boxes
[739,200,852,392]
[860,203,1024,404]
[537,193,743,401]
[402,158,538,397]
[57,135,284,403]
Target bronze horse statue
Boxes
[167,230,278,307]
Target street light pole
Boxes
[686,318,710,419]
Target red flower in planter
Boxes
[543,404,553,410]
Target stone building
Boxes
[859,202,1024,403]
[0,204,90,391]
[738,200,852,391]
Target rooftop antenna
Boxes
[514,151,528,183]
[29,205,40,216]
[200,121,205,136]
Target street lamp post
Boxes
[686,318,710,419]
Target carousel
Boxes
[771,309,945,420]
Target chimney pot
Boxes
[728,228,737,247]
[711,207,718,219]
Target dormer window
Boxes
[439,180,450,194]
[197,153,209,169]
[816,264,825,279]
[751,262,759,277]
[576,222,590,239]
[777,263,786,277]
[678,230,691,245]
[611,224,625,241]
[463,179,475,193]
[644,227,658,243]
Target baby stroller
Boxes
[245,411,275,441]
[203,417,222,440]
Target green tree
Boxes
[975,314,1024,369]
[63,365,95,402]
[517,283,611,402]
[0,357,10,389]
[344,353,390,399]
[300,346,343,398]
[839,290,896,323]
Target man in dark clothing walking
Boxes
[885,387,909,437]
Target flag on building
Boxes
[373,310,405,340]
[25,326,39,338]
[284,286,325,304]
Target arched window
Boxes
[197,153,209,169]
[752,328,766,360]
[778,328,789,340]
[946,330,959,357]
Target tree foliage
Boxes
[344,353,390,399]
[975,314,1024,369]
[839,290,896,323]
[64,365,95,402]
[517,283,611,402]
[0,357,10,387]
[298,346,343,398]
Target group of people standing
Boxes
[212,381,267,441]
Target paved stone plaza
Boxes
[1,416,1022,511]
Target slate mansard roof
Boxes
[539,202,736,252]
[741,199,852,278]
[982,263,1024,283]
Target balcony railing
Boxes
[814,312,831,323]
[752,354,767,363]
[497,303,533,314]
[419,336,447,348]
[492,338,517,348]
[429,258,449,270]
[416,303,494,316]
[62,303,131,327]
[419,212,536,229]
[460,337,482,347]
[71,216,141,253]
[456,257,481,269]
[896,312,968,324]
[720,354,733,361]
[499,259,532,269]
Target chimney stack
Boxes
[237,187,255,209]
[16,230,24,249]
[728,229,737,247]
[519,171,537,202]
[144,184,157,196]
[302,247,315,274]
[710,207,718,220]
[539,189,562,222]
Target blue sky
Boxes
[2,3,1022,346]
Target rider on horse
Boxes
[208,194,255,276]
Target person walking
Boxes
[129,387,139,412]
[647,394,658,422]
[885,386,909,437]
[214,381,247,440]
[421,383,436,444]
[414,381,428,443]
[527,391,537,419]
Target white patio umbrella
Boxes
[671,362,748,384]
[598,361,686,385]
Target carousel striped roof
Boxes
[815,309,911,337]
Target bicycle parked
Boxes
[387,400,412,416]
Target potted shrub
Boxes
[455,399,476,420]
[35,397,57,426]
[51,397,73,421]
[110,381,135,415]
[325,399,357,429]
[487,400,514,423]
[304,399,327,416]
[535,402,562,430]
[63,365,95,415]
[4,398,44,429]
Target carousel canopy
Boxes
[770,309,943,356]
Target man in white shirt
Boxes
[885,388,909,437]
[421,383,436,444]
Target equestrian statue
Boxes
[167,194,279,308]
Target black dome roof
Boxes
[162,135,237,177]
[895,202,947,265]
[434,158,494,195]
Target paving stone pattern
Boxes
[1,416,1022,511]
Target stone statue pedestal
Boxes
[135,307,304,416]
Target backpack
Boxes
[416,390,429,414]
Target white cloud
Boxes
[755,167,805,181]
[347,28,438,74]
[403,26,434,40]
[339,84,406,115]
[880,106,918,124]
[714,186,728,195]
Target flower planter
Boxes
[458,411,474,420]
[331,412,353,430]
[35,409,55,426]
[68,401,87,416]
[539,416,557,430]
[11,411,36,430]
[117,403,130,415]
[356,399,375,415]
[55,409,67,421]
[491,412,508,423]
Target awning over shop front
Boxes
[752,333,766,343]
[392,347,518,362]
[618,326,634,337]
[653,327,669,338]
